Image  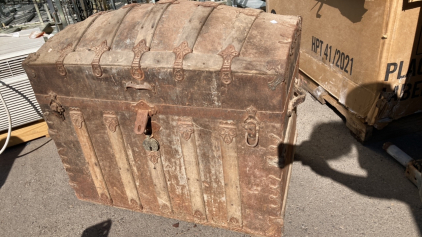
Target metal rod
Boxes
[71,0,82,22]
[46,0,61,31]
[110,0,116,10]
[55,0,68,28]
[33,0,44,24]
[62,0,73,25]
[383,142,422,203]
[383,142,413,167]
[79,0,88,19]
[44,3,53,22]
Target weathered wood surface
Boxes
[0,120,49,148]
[23,2,303,236]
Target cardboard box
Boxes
[268,0,422,133]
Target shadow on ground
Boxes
[0,137,51,189]
[293,114,422,235]
[81,219,112,237]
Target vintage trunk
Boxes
[23,2,303,236]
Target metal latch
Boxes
[133,100,157,135]
[134,100,161,166]
[243,106,259,147]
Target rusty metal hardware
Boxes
[218,45,239,85]
[30,69,36,79]
[147,151,161,165]
[125,81,155,92]
[131,39,150,80]
[133,100,157,135]
[69,108,84,129]
[219,121,237,145]
[144,136,161,165]
[103,112,119,132]
[289,17,302,56]
[266,60,285,91]
[173,41,192,81]
[56,43,73,76]
[178,119,194,141]
[143,136,160,152]
[48,93,65,120]
[91,40,110,77]
[243,106,259,147]
[287,79,306,117]
[134,110,149,135]
[22,52,40,67]
[383,143,422,202]
[406,160,422,202]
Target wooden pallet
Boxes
[300,72,373,142]
[0,120,49,148]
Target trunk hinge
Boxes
[131,39,150,80]
[173,41,192,81]
[56,43,73,76]
[91,40,110,77]
[218,44,239,85]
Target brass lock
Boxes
[143,136,159,152]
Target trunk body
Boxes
[23,2,302,236]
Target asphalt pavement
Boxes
[0,94,421,237]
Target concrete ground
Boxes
[0,94,421,237]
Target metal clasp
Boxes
[133,100,157,135]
